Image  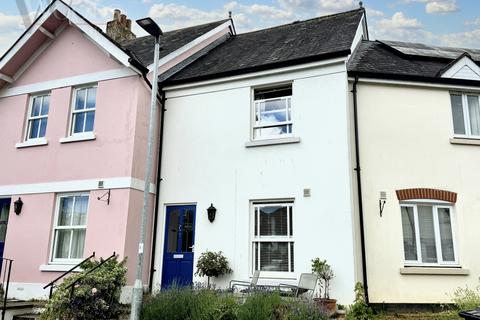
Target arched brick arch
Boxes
[395,188,457,203]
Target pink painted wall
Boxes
[15,26,120,86]
[3,189,138,284]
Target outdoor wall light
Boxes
[207,204,217,223]
[379,191,387,217]
[14,197,23,215]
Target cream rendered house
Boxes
[348,40,480,308]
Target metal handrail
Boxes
[43,252,95,299]
[66,252,116,299]
[1,258,13,320]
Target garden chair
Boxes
[229,270,260,293]
[278,273,317,299]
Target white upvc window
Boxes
[70,86,97,135]
[252,85,293,140]
[252,202,294,274]
[400,203,457,267]
[450,93,480,138]
[26,93,50,140]
[51,194,89,264]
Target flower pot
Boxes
[314,298,337,316]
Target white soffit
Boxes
[441,56,480,81]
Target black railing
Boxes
[43,252,95,299]
[1,258,13,320]
[65,252,116,299]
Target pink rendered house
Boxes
[0,0,233,301]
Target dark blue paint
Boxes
[161,205,196,289]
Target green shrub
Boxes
[40,257,127,320]
[452,282,480,311]
[196,251,233,287]
[141,287,238,320]
[346,282,374,320]
[141,289,327,320]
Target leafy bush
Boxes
[452,282,480,311]
[311,258,334,299]
[346,282,374,320]
[142,287,237,320]
[141,289,327,320]
[196,251,233,287]
[40,257,127,320]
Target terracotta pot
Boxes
[313,298,337,316]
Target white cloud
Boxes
[465,18,480,26]
[377,12,422,29]
[425,1,458,14]
[401,0,458,14]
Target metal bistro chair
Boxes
[229,270,261,293]
[278,273,318,299]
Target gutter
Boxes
[351,76,369,304]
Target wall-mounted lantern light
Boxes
[14,197,23,215]
[207,203,217,223]
[379,191,387,217]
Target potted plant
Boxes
[311,258,337,315]
[195,250,233,288]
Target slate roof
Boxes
[348,40,480,84]
[165,8,365,85]
[120,20,229,67]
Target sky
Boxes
[0,0,480,55]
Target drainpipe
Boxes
[148,89,166,291]
[352,76,369,304]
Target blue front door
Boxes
[161,205,196,289]
[0,199,11,267]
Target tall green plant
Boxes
[195,251,233,287]
[40,257,127,320]
[452,282,480,311]
[346,282,373,320]
[311,258,334,299]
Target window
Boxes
[451,93,480,138]
[51,194,89,263]
[26,94,50,140]
[252,202,294,273]
[70,86,97,135]
[401,203,457,266]
[253,85,292,140]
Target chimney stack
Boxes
[106,9,136,42]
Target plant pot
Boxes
[313,298,337,316]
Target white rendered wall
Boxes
[154,61,359,304]
[356,82,480,303]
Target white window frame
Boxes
[25,93,50,141]
[251,201,294,278]
[400,201,458,267]
[69,85,97,136]
[251,84,293,141]
[50,193,90,265]
[451,92,480,139]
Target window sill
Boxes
[245,137,300,148]
[59,132,96,144]
[450,137,480,146]
[39,264,82,272]
[400,267,469,276]
[16,138,48,149]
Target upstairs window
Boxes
[401,203,457,266]
[253,85,292,140]
[71,86,97,135]
[451,93,480,138]
[252,202,294,273]
[26,94,50,140]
